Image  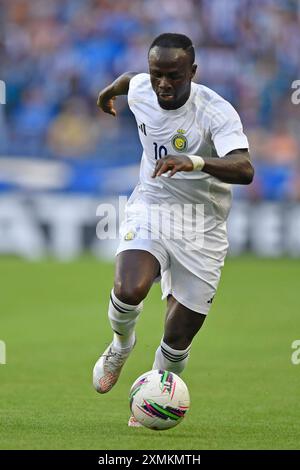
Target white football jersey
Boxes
[127,73,249,224]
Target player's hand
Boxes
[97,87,117,116]
[152,155,193,178]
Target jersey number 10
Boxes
[153,142,167,160]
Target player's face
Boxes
[149,47,197,110]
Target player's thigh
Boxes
[162,230,228,315]
[114,249,160,304]
[163,295,206,350]
[162,256,222,316]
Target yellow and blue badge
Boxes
[171,129,188,153]
[124,230,136,241]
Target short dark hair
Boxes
[149,33,195,64]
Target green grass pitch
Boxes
[0,256,299,450]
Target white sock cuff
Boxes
[110,289,143,313]
[160,340,191,363]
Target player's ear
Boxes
[191,64,197,79]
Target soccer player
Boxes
[93,33,254,426]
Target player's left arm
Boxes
[152,149,254,184]
[194,148,254,184]
[153,100,254,184]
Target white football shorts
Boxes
[116,182,229,315]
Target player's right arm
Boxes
[97,72,137,116]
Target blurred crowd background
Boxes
[0,0,300,199]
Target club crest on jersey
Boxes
[124,230,136,241]
[171,129,188,153]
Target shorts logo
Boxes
[124,231,136,241]
[171,129,188,153]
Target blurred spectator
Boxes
[47,98,99,157]
[0,0,300,199]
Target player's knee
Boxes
[114,281,148,305]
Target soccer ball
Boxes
[129,369,190,430]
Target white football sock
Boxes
[152,340,191,375]
[108,289,143,351]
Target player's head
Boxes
[148,33,197,110]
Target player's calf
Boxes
[93,290,143,393]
